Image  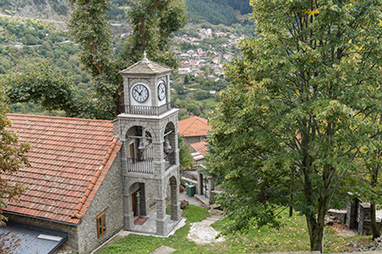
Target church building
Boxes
[1,57,181,253]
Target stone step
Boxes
[150,246,176,254]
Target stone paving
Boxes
[179,191,206,206]
[129,213,180,235]
[149,246,176,254]
[187,206,225,245]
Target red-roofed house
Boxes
[178,115,211,145]
[2,57,182,254]
[5,114,123,253]
[190,141,208,163]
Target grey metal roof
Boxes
[119,57,173,75]
[0,221,68,254]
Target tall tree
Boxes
[357,114,382,240]
[3,61,82,117]
[68,0,187,119]
[0,86,31,224]
[207,0,382,251]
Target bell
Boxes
[163,137,172,152]
[138,140,146,150]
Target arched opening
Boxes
[164,122,177,170]
[124,181,151,231]
[126,126,154,174]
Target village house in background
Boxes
[1,58,182,254]
[178,115,220,205]
[174,28,244,79]
[178,114,211,146]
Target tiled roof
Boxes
[119,57,173,75]
[190,141,208,157]
[178,115,211,137]
[3,114,122,225]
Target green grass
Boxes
[99,207,372,254]
[182,204,211,222]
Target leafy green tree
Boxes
[194,90,210,100]
[207,0,382,251]
[2,61,82,117]
[0,86,31,225]
[357,115,382,240]
[179,136,193,170]
[68,0,187,119]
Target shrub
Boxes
[180,200,189,209]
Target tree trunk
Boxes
[306,206,326,252]
[371,201,381,239]
[370,157,381,240]
[305,188,328,252]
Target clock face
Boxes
[158,82,166,101]
[132,84,149,103]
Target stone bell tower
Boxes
[115,55,181,236]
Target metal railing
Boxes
[127,146,154,174]
[127,148,176,173]
[127,158,154,174]
[120,101,174,116]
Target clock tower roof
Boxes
[119,57,173,75]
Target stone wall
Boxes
[357,203,371,235]
[77,153,124,254]
[184,136,206,145]
[210,190,223,204]
[346,197,360,229]
[4,213,78,252]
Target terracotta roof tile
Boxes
[3,114,121,225]
[190,141,208,156]
[178,115,211,137]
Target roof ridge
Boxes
[180,116,198,135]
[71,136,120,219]
[195,116,208,124]
[7,113,112,123]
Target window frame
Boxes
[96,212,106,238]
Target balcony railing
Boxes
[127,158,154,174]
[127,151,176,173]
[120,101,174,116]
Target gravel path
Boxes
[187,208,225,245]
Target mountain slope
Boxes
[0,0,69,20]
[1,0,251,26]
[187,0,251,25]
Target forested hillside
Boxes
[186,0,251,25]
[1,0,251,25]
[0,17,92,115]
[0,0,69,18]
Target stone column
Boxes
[197,172,203,195]
[156,198,168,235]
[124,194,134,229]
[346,197,358,229]
[170,181,181,221]
[207,177,213,200]
[153,142,165,176]
[358,203,371,235]
[121,144,128,175]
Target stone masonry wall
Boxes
[4,213,78,252]
[77,152,124,254]
[184,136,206,146]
